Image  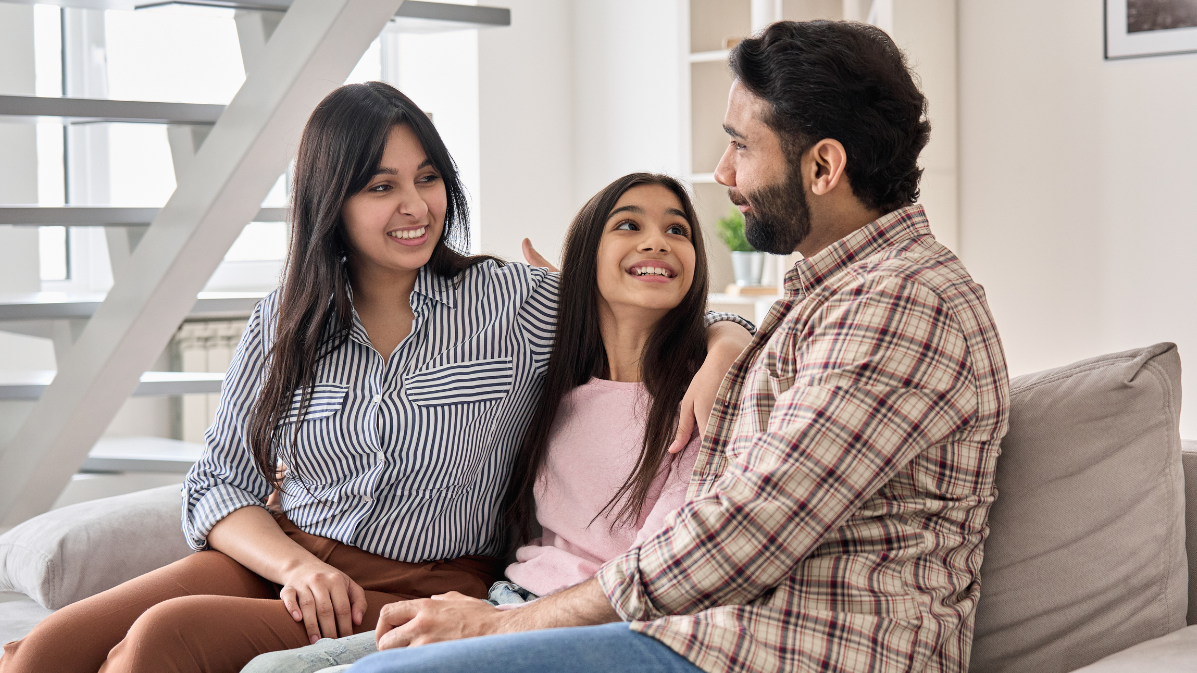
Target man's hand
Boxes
[375,579,619,650]
[522,238,559,272]
[375,594,504,649]
[670,320,752,453]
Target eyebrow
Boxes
[723,124,745,140]
[608,204,690,221]
[372,159,434,176]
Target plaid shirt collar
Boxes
[785,204,930,300]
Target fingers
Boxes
[521,239,560,272]
[280,585,303,623]
[296,587,322,645]
[375,601,423,650]
[669,398,697,454]
[331,584,354,638]
[430,591,469,601]
[314,586,340,641]
[349,581,368,626]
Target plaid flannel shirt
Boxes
[597,205,1010,673]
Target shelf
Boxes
[0,371,224,401]
[689,49,731,64]
[0,95,224,124]
[81,436,204,474]
[0,291,266,321]
[0,206,286,227]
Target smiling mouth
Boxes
[628,265,676,279]
[388,226,426,240]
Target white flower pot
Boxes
[731,251,765,286]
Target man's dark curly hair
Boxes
[729,21,931,212]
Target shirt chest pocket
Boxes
[403,357,515,407]
[281,383,350,424]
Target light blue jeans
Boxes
[239,582,539,673]
[348,622,701,673]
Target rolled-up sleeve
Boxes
[704,311,755,333]
[597,275,976,621]
[181,298,275,551]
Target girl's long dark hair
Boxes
[248,82,495,491]
[502,173,711,545]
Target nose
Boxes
[639,228,670,253]
[714,142,736,187]
[395,182,429,221]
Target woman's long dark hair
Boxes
[503,173,711,545]
[248,82,495,491]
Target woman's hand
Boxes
[522,238,559,272]
[280,560,368,644]
[669,321,753,453]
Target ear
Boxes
[806,139,848,197]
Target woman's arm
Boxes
[208,506,366,644]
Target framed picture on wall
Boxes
[1106,0,1197,59]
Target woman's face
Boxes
[595,184,697,320]
[341,124,446,279]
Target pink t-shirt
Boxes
[504,377,700,597]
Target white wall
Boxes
[477,0,577,263]
[0,4,57,373]
[477,0,690,266]
[571,0,685,205]
[959,0,1197,437]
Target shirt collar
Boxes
[345,266,457,347]
[783,204,931,299]
[412,264,457,308]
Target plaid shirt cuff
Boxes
[596,546,664,622]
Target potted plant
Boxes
[717,208,764,286]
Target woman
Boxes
[244,172,720,673]
[0,84,749,673]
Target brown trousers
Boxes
[0,513,500,673]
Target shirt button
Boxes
[376,451,385,459]
[372,394,381,404]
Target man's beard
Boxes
[728,163,811,255]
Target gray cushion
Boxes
[970,343,1188,673]
[1182,440,1197,625]
[1069,624,1197,673]
[0,484,192,609]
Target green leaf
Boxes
[715,207,755,252]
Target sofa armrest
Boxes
[0,484,192,609]
[1184,440,1197,625]
[1070,624,1197,672]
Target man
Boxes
[351,20,1009,673]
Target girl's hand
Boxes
[280,561,368,644]
[670,321,752,453]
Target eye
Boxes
[667,224,689,236]
[614,220,639,231]
[417,173,441,184]
[368,182,391,193]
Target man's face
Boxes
[713,80,811,255]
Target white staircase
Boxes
[0,0,510,527]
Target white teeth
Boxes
[634,266,672,278]
[389,227,426,240]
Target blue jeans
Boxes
[348,622,701,673]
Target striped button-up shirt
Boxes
[183,260,751,563]
[598,205,1010,672]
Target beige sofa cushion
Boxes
[971,342,1187,665]
[969,343,1187,673]
[0,484,192,610]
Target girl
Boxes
[244,172,721,673]
[0,83,748,673]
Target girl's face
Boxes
[595,184,697,319]
[341,124,446,279]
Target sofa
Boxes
[1,342,1193,671]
